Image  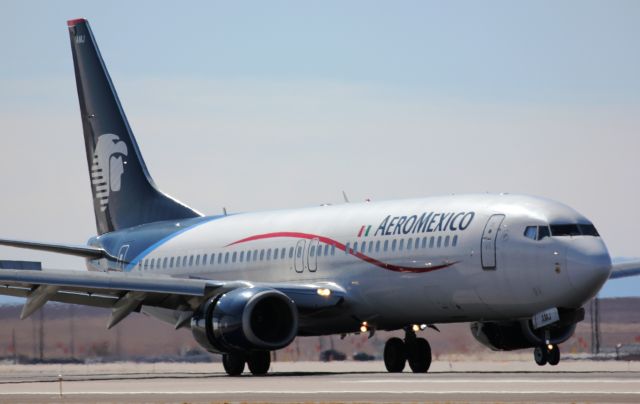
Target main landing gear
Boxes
[383,328,432,373]
[222,351,271,376]
[534,344,560,366]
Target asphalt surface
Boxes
[0,360,638,403]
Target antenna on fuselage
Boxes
[222,207,228,216]
[342,191,350,203]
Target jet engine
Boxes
[470,312,581,351]
[191,287,298,353]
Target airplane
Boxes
[1,18,639,376]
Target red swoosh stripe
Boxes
[226,232,456,274]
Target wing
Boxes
[0,266,347,329]
[609,258,640,280]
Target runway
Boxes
[0,360,639,403]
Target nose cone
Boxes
[566,238,612,305]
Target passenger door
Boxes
[481,214,505,269]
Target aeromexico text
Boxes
[374,212,475,236]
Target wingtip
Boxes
[67,18,87,27]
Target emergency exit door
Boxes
[481,214,504,269]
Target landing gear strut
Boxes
[222,351,272,376]
[383,328,432,373]
[534,344,560,366]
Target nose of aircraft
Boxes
[566,238,612,304]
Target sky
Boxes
[0,0,639,300]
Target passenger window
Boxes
[282,247,287,258]
[429,237,435,248]
[169,257,175,268]
[361,242,366,253]
[375,240,380,252]
[437,236,442,248]
[524,226,537,240]
[368,241,373,253]
[331,245,336,255]
[149,259,154,269]
[289,247,294,258]
[353,242,358,253]
[195,255,200,266]
[210,254,215,265]
[444,235,450,247]
[452,235,458,247]
[163,257,168,268]
[218,254,222,264]
[422,237,427,248]
[232,252,237,263]
[239,251,244,262]
[274,248,279,260]
[407,238,413,250]
[392,239,397,251]
[224,252,229,263]
[260,249,265,260]
[384,240,389,252]
[246,251,251,262]
[189,256,194,266]
[345,242,350,254]
[399,239,404,251]
[202,254,208,265]
[310,246,315,257]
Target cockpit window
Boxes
[550,224,599,237]
[537,226,550,240]
[550,224,581,236]
[524,226,537,240]
[578,224,600,236]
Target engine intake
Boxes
[470,317,577,351]
[191,287,298,353]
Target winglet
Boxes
[67,18,87,27]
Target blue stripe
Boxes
[124,216,224,271]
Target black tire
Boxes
[547,345,560,366]
[384,337,406,373]
[247,351,271,375]
[534,346,547,366]
[223,353,246,376]
[407,338,432,373]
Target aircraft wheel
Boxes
[223,353,246,376]
[384,337,407,373]
[407,337,432,373]
[547,345,560,366]
[533,346,548,366]
[247,351,271,375]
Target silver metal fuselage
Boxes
[95,193,611,334]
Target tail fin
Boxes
[67,19,201,235]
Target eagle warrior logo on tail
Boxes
[91,134,128,211]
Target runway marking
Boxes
[347,378,639,383]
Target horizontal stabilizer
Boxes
[0,238,114,260]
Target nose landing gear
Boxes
[534,344,560,366]
[383,328,432,373]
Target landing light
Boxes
[317,288,331,297]
[360,321,369,333]
[412,324,420,332]
[547,344,554,351]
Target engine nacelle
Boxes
[191,287,298,354]
[470,320,576,351]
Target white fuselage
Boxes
[99,193,611,334]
